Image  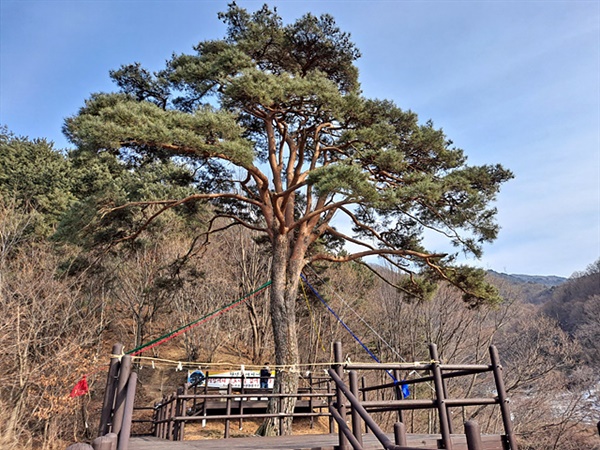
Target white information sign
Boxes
[188,369,274,389]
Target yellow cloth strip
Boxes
[112,354,437,370]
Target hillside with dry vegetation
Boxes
[1,123,599,449]
[1,198,598,449]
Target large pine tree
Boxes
[64,3,512,434]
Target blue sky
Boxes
[1,0,598,277]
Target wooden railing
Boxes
[144,374,335,441]
[329,369,510,450]
[67,341,520,450]
[329,342,518,450]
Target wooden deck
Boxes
[129,432,507,449]
[100,343,515,450]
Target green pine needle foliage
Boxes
[62,3,514,305]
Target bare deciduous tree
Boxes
[0,201,103,449]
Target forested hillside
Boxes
[487,270,566,289]
[1,127,599,449]
[486,271,566,304]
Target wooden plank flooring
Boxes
[129,433,506,449]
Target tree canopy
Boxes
[63,3,512,433]
[64,4,511,300]
[0,127,76,236]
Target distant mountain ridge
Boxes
[486,270,569,304]
[487,270,567,287]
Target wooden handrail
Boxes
[176,391,334,400]
[360,366,493,393]
[147,382,335,440]
[135,342,517,449]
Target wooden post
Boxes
[164,394,172,440]
[239,372,245,431]
[464,420,483,450]
[430,344,453,434]
[117,372,137,450]
[361,376,369,434]
[164,394,171,440]
[99,343,123,436]
[168,392,177,440]
[349,370,364,446]
[394,368,405,424]
[430,344,453,450]
[156,398,162,439]
[394,422,407,446]
[154,400,160,438]
[159,396,167,439]
[489,346,518,450]
[334,341,349,450]
[111,354,132,436]
[309,372,314,429]
[172,387,183,441]
[157,397,164,439]
[327,381,335,434]
[180,383,188,441]
[92,433,117,450]
[224,384,232,438]
[162,395,169,440]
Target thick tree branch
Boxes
[290,198,352,231]
[103,193,262,215]
[308,247,445,264]
[265,118,283,193]
[272,179,309,199]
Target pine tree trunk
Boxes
[257,232,303,435]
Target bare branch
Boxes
[338,206,396,248]
[103,192,263,245]
[354,261,428,299]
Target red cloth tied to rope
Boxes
[70,376,89,398]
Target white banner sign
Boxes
[188,369,274,389]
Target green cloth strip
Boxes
[127,280,272,356]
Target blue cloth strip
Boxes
[300,273,400,385]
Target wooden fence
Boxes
[329,342,517,450]
[68,341,522,450]
[144,373,335,440]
